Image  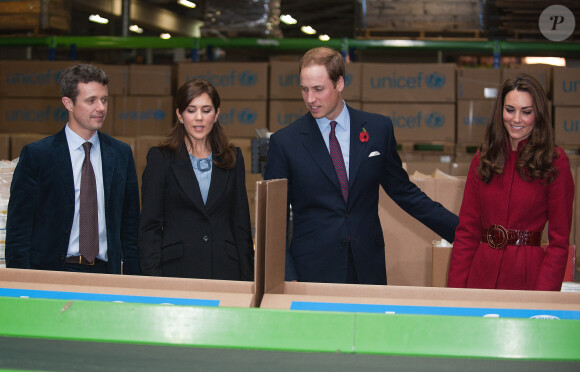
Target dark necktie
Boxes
[79,142,99,262]
[329,121,348,202]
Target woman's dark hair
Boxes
[161,79,236,169]
[478,73,557,184]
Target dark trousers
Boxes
[63,259,109,274]
[346,242,359,284]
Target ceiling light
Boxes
[523,56,566,67]
[301,26,316,35]
[160,33,171,39]
[177,0,196,8]
[280,14,297,25]
[129,25,143,34]
[319,34,330,41]
[88,14,108,24]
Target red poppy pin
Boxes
[360,128,369,143]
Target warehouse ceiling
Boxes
[70,0,579,41]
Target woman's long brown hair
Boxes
[161,78,236,169]
[478,73,557,184]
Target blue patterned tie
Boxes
[329,121,348,202]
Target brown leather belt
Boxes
[481,225,542,249]
[65,256,105,266]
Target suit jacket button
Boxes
[202,235,209,242]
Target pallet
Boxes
[0,0,70,34]
[397,141,455,156]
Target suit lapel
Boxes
[205,156,227,211]
[98,133,115,206]
[347,107,368,190]
[52,129,75,203]
[171,145,207,214]
[301,116,341,191]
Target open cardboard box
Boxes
[258,179,580,318]
[0,229,264,308]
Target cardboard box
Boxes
[554,106,580,146]
[404,161,452,176]
[135,135,164,179]
[432,242,452,287]
[0,98,67,134]
[229,137,253,172]
[0,268,260,308]
[9,133,47,160]
[363,103,455,142]
[129,65,173,96]
[258,179,580,316]
[362,63,456,103]
[381,174,466,287]
[553,67,580,106]
[0,134,9,161]
[456,99,494,143]
[0,60,77,97]
[177,62,268,100]
[269,61,362,101]
[97,64,129,96]
[456,67,500,100]
[113,96,174,137]
[219,100,267,138]
[450,161,471,177]
[501,65,552,97]
[268,100,308,132]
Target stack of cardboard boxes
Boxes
[0,60,77,159]
[107,64,175,184]
[362,63,457,175]
[454,67,501,175]
[176,61,270,226]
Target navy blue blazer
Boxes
[264,106,458,284]
[5,128,141,274]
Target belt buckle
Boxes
[487,225,508,249]
[80,256,96,265]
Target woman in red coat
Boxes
[447,73,574,291]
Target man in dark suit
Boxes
[6,64,140,274]
[264,47,458,284]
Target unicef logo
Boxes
[237,109,257,125]
[238,71,258,86]
[344,73,353,87]
[425,72,446,89]
[153,110,165,120]
[530,315,560,320]
[425,112,445,129]
[53,106,69,121]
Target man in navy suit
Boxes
[264,47,458,284]
[6,64,140,274]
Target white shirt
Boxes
[65,125,108,261]
[316,101,351,178]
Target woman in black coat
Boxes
[138,79,254,280]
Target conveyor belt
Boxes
[0,296,579,370]
[1,336,579,372]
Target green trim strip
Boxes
[0,297,579,360]
[0,36,578,56]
